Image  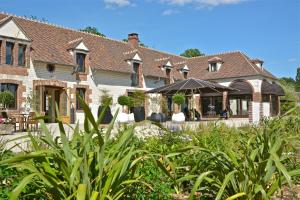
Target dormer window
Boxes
[6,42,14,65]
[18,44,26,66]
[180,65,189,79]
[131,62,140,87]
[208,57,223,72]
[210,63,217,72]
[251,59,264,69]
[76,53,86,72]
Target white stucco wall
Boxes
[262,102,270,117]
[252,102,260,123]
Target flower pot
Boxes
[117,112,129,123]
[159,113,167,122]
[98,106,113,124]
[149,113,162,122]
[172,112,185,123]
[133,107,145,122]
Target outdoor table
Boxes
[15,113,28,132]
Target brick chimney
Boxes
[128,33,139,49]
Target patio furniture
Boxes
[220,109,229,119]
[1,111,17,132]
[27,112,38,131]
[17,114,27,131]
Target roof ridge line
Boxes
[0,11,131,45]
[187,50,242,59]
[139,45,187,60]
[239,52,260,75]
[1,12,191,60]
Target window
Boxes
[201,97,223,116]
[262,95,270,102]
[210,63,217,72]
[131,62,140,87]
[271,95,279,116]
[18,44,26,66]
[76,53,86,72]
[6,42,14,65]
[166,68,171,76]
[229,96,251,117]
[0,83,18,109]
[183,72,188,79]
[76,88,86,110]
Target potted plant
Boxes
[117,95,131,123]
[149,94,160,122]
[118,95,130,113]
[0,91,15,110]
[132,90,147,122]
[98,89,113,124]
[171,93,185,122]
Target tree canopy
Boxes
[296,67,300,83]
[180,48,205,58]
[80,26,106,37]
[25,15,48,22]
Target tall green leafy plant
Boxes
[172,93,185,113]
[0,91,15,109]
[99,89,113,106]
[0,96,148,200]
[132,90,147,108]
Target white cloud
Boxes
[288,58,297,62]
[162,9,178,15]
[104,0,131,7]
[161,0,246,7]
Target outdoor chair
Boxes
[220,109,229,120]
[27,112,38,131]
[0,111,17,132]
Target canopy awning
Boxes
[146,78,234,95]
[261,81,285,96]
[228,81,252,95]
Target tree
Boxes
[296,68,300,83]
[80,26,106,37]
[280,77,296,86]
[0,91,15,109]
[279,79,297,114]
[294,68,300,92]
[180,48,205,58]
[25,15,48,22]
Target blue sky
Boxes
[1,0,300,78]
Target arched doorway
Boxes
[228,80,253,117]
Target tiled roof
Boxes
[187,52,277,80]
[0,13,277,81]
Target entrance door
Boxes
[43,87,64,123]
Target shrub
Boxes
[160,96,168,114]
[132,90,147,107]
[172,93,185,106]
[118,95,130,106]
[0,91,15,109]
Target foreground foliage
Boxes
[0,98,148,199]
[0,103,299,199]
